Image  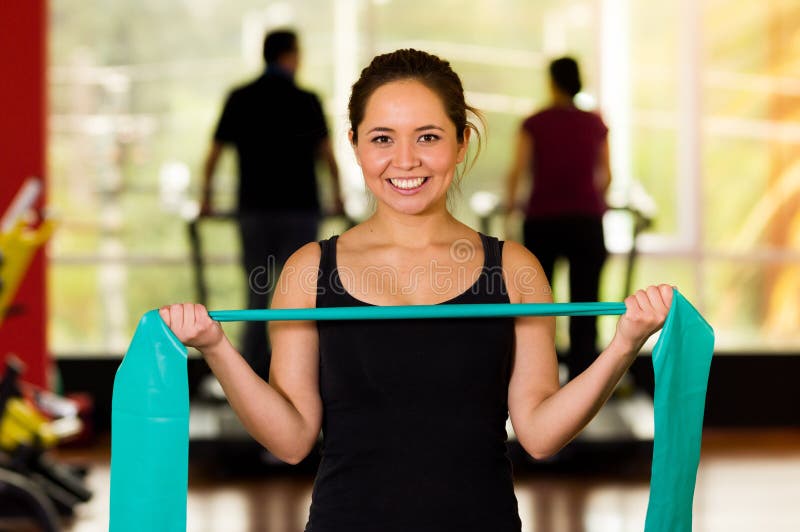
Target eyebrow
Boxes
[366,125,445,134]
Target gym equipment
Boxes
[0,468,60,532]
[1,179,90,528]
[208,301,626,321]
[186,212,358,447]
[110,290,712,532]
[187,212,356,306]
[476,200,653,300]
[0,357,93,527]
[0,177,53,325]
[110,312,188,532]
[645,295,715,531]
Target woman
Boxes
[160,49,671,532]
[505,56,612,381]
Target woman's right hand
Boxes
[159,303,224,351]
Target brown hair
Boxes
[348,49,484,179]
[549,56,582,97]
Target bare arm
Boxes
[317,137,345,215]
[200,141,224,215]
[504,241,672,459]
[594,137,612,195]
[159,243,323,464]
[504,129,533,212]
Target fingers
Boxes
[659,284,674,308]
[155,303,222,350]
[182,303,195,330]
[626,284,674,319]
[645,285,664,315]
[647,284,674,314]
[634,289,651,313]
[172,303,184,331]
[158,306,171,327]
[193,303,211,329]
[616,285,672,349]
[159,303,210,331]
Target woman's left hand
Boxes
[613,284,674,352]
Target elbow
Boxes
[519,436,563,461]
[528,447,558,461]
[266,435,318,466]
[281,452,308,466]
[270,445,311,466]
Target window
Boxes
[49,0,800,355]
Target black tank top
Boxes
[307,233,521,532]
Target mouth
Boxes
[386,176,429,193]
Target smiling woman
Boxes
[349,79,469,214]
[348,49,484,181]
[158,48,674,532]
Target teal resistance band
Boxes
[110,291,713,532]
[208,301,626,322]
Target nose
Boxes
[392,139,420,170]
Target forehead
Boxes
[361,80,451,128]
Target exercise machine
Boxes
[0,178,92,529]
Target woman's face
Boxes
[350,79,469,216]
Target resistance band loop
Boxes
[208,301,626,322]
[110,291,713,532]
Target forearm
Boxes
[515,337,638,458]
[201,337,317,463]
[201,159,213,201]
[506,130,531,211]
[595,167,611,195]
[320,139,344,205]
[596,140,612,194]
[505,172,519,210]
[201,142,222,205]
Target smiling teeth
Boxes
[390,177,426,189]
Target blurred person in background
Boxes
[201,29,344,379]
[504,56,612,381]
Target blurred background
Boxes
[1,0,799,531]
[44,0,800,354]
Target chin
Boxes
[394,200,444,216]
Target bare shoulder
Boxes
[501,239,540,273]
[501,239,552,304]
[286,241,322,269]
[272,241,322,309]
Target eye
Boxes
[370,135,392,144]
[418,133,440,143]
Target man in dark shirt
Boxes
[201,29,343,379]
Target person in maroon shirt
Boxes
[504,56,612,381]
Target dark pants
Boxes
[239,211,319,380]
[523,216,607,380]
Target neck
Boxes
[266,63,294,80]
[551,92,575,108]
[365,206,460,248]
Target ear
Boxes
[456,127,471,164]
[348,129,362,166]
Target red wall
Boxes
[0,0,49,388]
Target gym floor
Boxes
[50,428,800,532]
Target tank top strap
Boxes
[318,235,337,272]
[477,233,508,302]
[317,235,339,296]
[478,232,504,270]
